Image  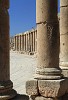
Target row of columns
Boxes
[26,0,68,100]
[13,30,37,55]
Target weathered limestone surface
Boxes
[60,0,68,6]
[35,0,61,80]
[60,0,68,77]
[0,0,17,99]
[38,79,67,97]
[26,79,38,96]
[36,0,57,23]
[26,79,68,100]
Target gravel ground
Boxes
[10,51,37,95]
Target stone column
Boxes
[13,36,16,50]
[60,0,68,77]
[0,0,17,99]
[15,36,17,51]
[28,33,30,53]
[18,35,20,52]
[33,31,35,53]
[14,36,16,51]
[20,34,22,51]
[35,30,37,53]
[32,32,33,53]
[16,36,17,51]
[35,0,61,80]
[16,35,18,51]
[21,34,23,52]
[29,32,31,52]
[30,32,32,52]
[19,34,21,52]
[29,32,33,55]
[27,33,29,52]
[22,34,24,51]
[20,35,21,51]
[17,35,19,51]
[26,33,28,53]
[24,34,25,52]
[26,0,67,99]
[25,34,26,51]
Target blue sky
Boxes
[9,0,60,36]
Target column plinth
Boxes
[0,1,17,99]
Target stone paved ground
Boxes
[10,51,37,95]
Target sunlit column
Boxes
[35,0,61,79]
[35,30,37,53]
[26,33,28,52]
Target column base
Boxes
[26,79,38,96]
[26,79,68,98]
[0,80,17,100]
[60,62,68,77]
[35,68,62,79]
[0,89,17,100]
[38,79,67,98]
